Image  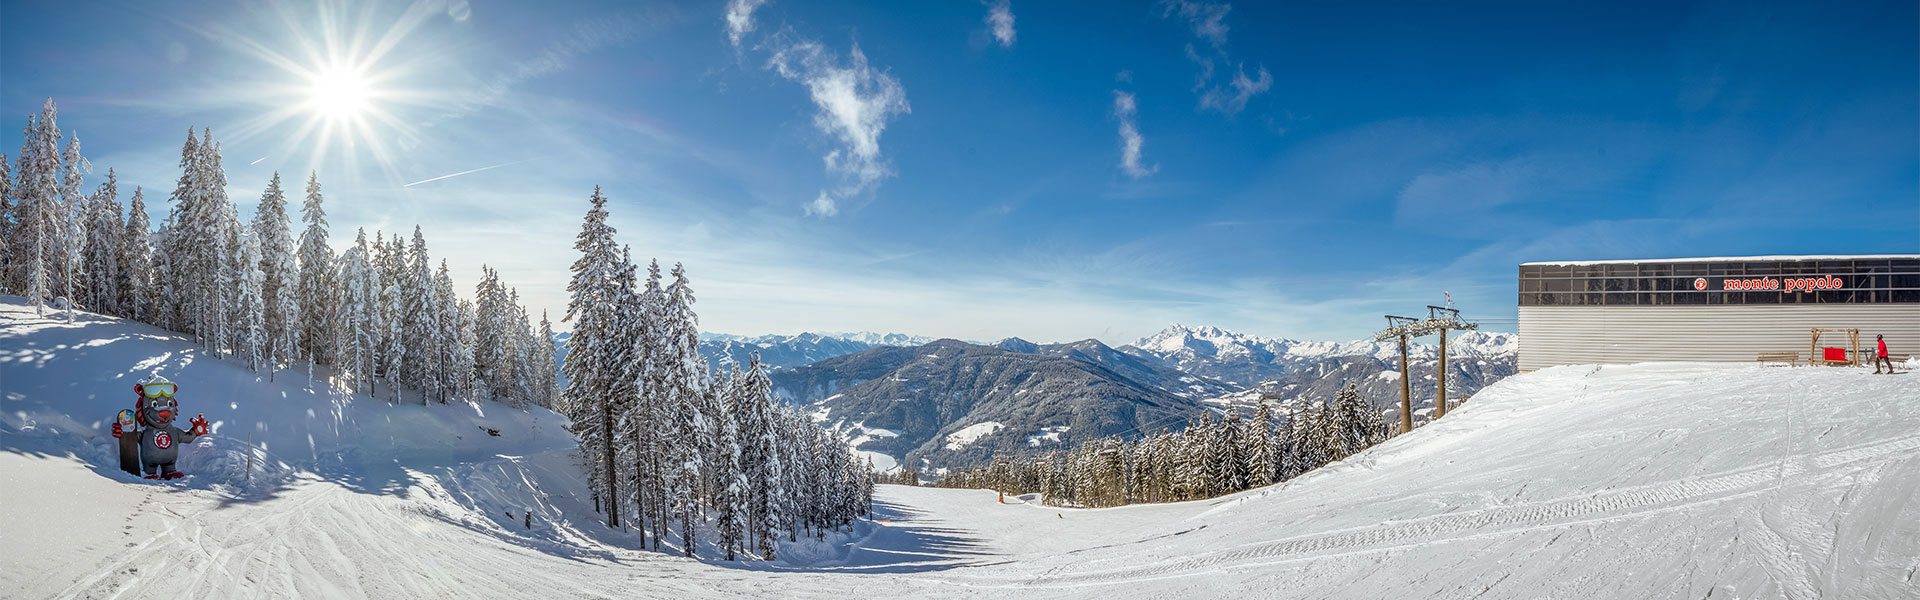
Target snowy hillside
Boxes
[7,296,1916,599]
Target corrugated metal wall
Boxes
[1518,305,1920,371]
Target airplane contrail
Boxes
[249,155,269,165]
[403,159,532,188]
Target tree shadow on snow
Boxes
[697,498,998,575]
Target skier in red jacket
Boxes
[1873,335,1893,374]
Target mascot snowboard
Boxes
[110,376,209,480]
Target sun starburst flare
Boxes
[184,0,459,185]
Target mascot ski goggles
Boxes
[139,382,176,398]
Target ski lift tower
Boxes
[1425,305,1479,418]
[1375,315,1438,435]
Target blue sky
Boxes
[3,0,1915,343]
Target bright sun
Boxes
[307,65,373,120]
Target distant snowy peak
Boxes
[695,331,940,371]
[823,332,940,347]
[1134,324,1516,362]
[701,331,936,347]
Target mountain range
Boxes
[772,339,1210,473]
[764,325,1516,474]
[558,324,1518,475]
[555,331,934,387]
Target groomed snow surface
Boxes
[5,296,1918,599]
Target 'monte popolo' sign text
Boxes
[1718,275,1845,293]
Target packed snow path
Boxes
[5,300,1917,598]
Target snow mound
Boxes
[943,421,1005,450]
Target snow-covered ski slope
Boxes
[5,295,1917,599]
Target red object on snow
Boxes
[1823,347,1847,362]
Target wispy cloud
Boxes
[1199,63,1272,115]
[1113,90,1155,178]
[725,0,768,48]
[1161,1,1271,116]
[985,0,1017,48]
[805,191,838,217]
[766,37,911,216]
[1162,0,1230,47]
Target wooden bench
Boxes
[1756,352,1801,366]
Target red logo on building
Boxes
[155,432,172,449]
[1693,278,1707,291]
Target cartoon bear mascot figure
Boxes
[110,376,210,480]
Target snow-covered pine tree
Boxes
[117,187,153,322]
[454,298,480,403]
[376,233,406,401]
[335,231,377,393]
[535,310,559,408]
[15,108,61,315]
[55,130,90,320]
[636,258,668,549]
[213,179,245,359]
[593,247,648,537]
[506,289,538,407]
[0,152,11,293]
[182,131,231,347]
[433,260,464,403]
[1187,412,1218,499]
[714,369,748,560]
[1317,390,1353,462]
[561,187,622,529]
[230,225,265,372]
[473,267,502,398]
[1218,410,1247,494]
[1248,402,1277,487]
[661,262,709,556]
[742,352,787,556]
[296,172,335,366]
[1332,383,1385,457]
[80,169,121,315]
[1300,404,1337,473]
[402,227,438,404]
[251,173,298,376]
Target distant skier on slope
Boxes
[1873,335,1893,374]
[110,376,209,479]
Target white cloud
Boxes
[1161,1,1270,116]
[1113,91,1155,178]
[1199,63,1272,115]
[805,192,838,217]
[1161,0,1230,48]
[725,0,769,48]
[986,0,1017,48]
[767,39,911,214]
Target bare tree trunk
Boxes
[603,396,620,528]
